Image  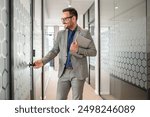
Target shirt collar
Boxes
[68,25,78,32]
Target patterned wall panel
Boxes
[100,0,147,98]
[12,0,31,99]
[0,0,9,99]
[101,27,110,72]
[109,1,147,89]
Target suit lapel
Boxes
[64,29,68,56]
[73,26,82,41]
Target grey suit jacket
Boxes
[42,26,97,80]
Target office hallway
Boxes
[44,68,102,100]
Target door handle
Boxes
[29,62,35,67]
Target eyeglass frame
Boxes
[61,15,74,22]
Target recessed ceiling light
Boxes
[115,6,119,9]
[67,0,72,7]
[68,4,72,7]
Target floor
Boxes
[44,67,102,100]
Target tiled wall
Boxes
[0,0,9,99]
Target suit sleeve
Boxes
[77,30,97,57]
[41,31,60,65]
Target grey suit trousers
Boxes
[56,69,85,100]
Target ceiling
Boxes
[100,0,145,26]
[44,0,94,26]
[43,0,145,26]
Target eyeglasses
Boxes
[61,16,74,22]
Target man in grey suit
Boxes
[34,7,97,100]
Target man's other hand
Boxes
[70,40,78,53]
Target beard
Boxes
[63,22,70,27]
[64,24,68,28]
[64,24,74,30]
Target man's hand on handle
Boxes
[33,59,43,69]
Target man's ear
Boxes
[72,16,76,21]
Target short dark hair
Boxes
[62,7,78,20]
